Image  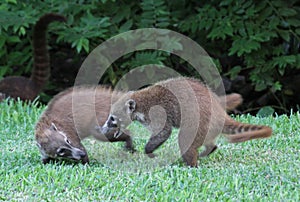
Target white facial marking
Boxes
[102,121,108,128]
[57,130,71,144]
[135,112,145,122]
[111,115,118,125]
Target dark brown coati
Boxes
[99,77,272,167]
[0,13,66,101]
[35,86,135,164]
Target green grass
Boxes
[0,99,299,201]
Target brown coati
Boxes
[35,86,135,164]
[99,77,272,167]
[0,13,66,101]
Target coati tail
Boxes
[31,13,66,87]
[223,118,272,143]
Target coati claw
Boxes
[113,130,122,138]
[146,153,156,158]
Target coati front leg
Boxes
[94,127,135,152]
[105,129,135,153]
[145,125,172,158]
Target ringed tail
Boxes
[30,13,66,88]
[223,117,272,143]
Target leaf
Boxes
[227,66,242,80]
[72,37,89,53]
[286,18,300,27]
[295,54,300,69]
[81,38,89,53]
[255,82,267,91]
[257,7,273,23]
[0,66,10,77]
[0,36,5,48]
[257,106,275,117]
[273,55,296,70]
[229,38,261,56]
[278,8,297,17]
[219,0,233,7]
[111,6,130,23]
[278,66,285,76]
[277,30,290,42]
[7,36,20,43]
[18,26,26,36]
[120,20,133,32]
[272,81,282,91]
[6,0,17,4]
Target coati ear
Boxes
[49,123,58,131]
[125,99,136,114]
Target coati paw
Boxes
[42,158,50,164]
[81,156,90,164]
[199,145,218,157]
[125,146,136,153]
[42,157,55,164]
[124,140,136,153]
[146,153,156,158]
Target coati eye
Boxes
[65,139,71,144]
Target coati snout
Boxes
[37,123,88,164]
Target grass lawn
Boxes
[0,99,299,201]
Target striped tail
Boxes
[223,117,272,143]
[30,13,66,88]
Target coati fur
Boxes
[35,86,135,164]
[219,93,242,112]
[100,77,272,167]
[0,13,66,101]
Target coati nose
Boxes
[79,151,87,158]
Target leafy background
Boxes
[0,0,300,114]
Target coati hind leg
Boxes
[178,133,199,167]
[144,126,172,158]
[181,147,198,167]
[199,144,218,157]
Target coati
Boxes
[0,13,66,101]
[99,77,272,167]
[35,86,135,164]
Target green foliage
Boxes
[257,106,275,117]
[178,0,300,92]
[0,0,300,110]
